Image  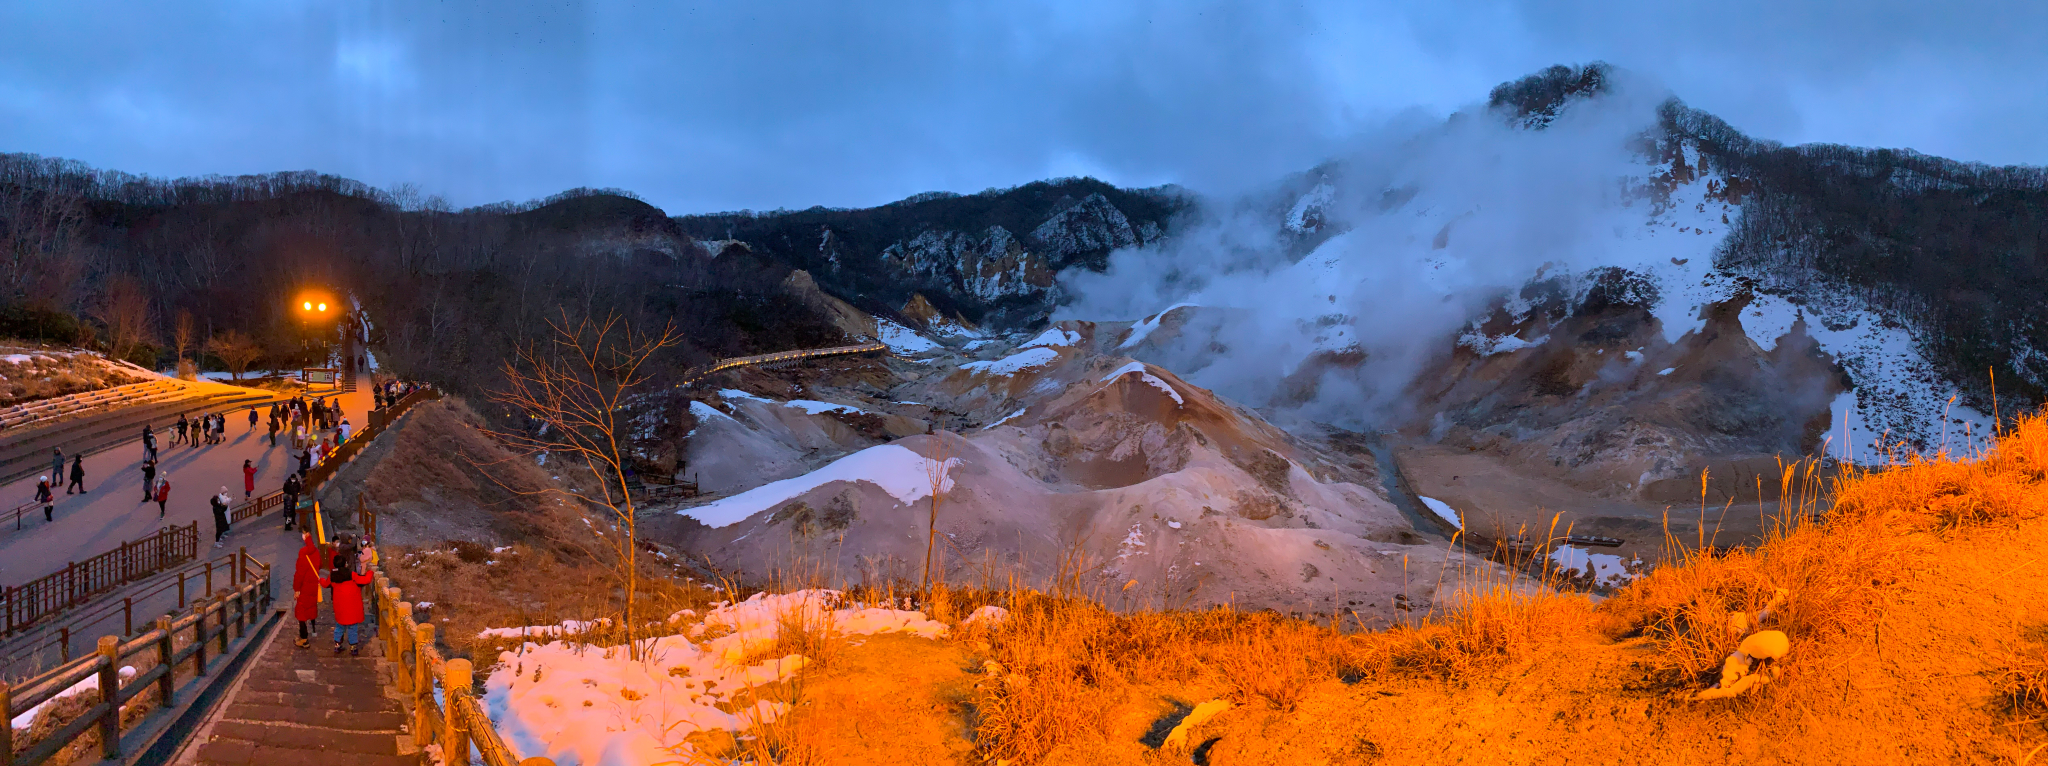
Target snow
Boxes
[676,445,959,528]
[1549,545,1639,586]
[962,605,1009,628]
[484,590,946,766]
[1019,327,1081,349]
[718,389,773,403]
[477,619,609,640]
[1101,362,1184,405]
[2,354,32,364]
[983,408,1027,430]
[963,340,997,352]
[1458,332,1548,356]
[1118,303,1199,350]
[1657,367,1676,376]
[958,346,1060,376]
[1418,496,1463,530]
[1623,350,1644,361]
[11,666,136,731]
[1285,182,1336,233]
[784,399,867,415]
[876,319,939,354]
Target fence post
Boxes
[191,602,207,675]
[178,571,187,609]
[97,635,122,759]
[0,682,11,763]
[5,585,12,635]
[67,561,77,610]
[444,659,472,766]
[393,602,413,691]
[61,626,71,662]
[414,624,434,746]
[216,596,230,655]
[237,547,247,585]
[155,616,175,706]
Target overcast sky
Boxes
[2,1,2041,214]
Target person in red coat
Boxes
[329,549,374,655]
[242,459,257,499]
[291,531,323,648]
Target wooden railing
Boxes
[307,386,439,491]
[0,552,271,766]
[372,566,551,766]
[675,342,889,387]
[0,550,254,680]
[3,524,199,639]
[228,490,289,525]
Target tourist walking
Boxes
[49,448,64,488]
[248,407,259,432]
[140,459,157,502]
[142,425,157,462]
[210,488,230,547]
[267,413,280,446]
[292,531,323,648]
[35,477,54,522]
[173,414,187,445]
[329,543,373,655]
[243,459,257,499]
[281,473,303,530]
[297,447,312,479]
[66,454,86,494]
[154,474,171,519]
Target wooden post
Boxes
[0,683,11,763]
[232,590,246,640]
[97,635,121,758]
[60,626,71,662]
[217,595,231,655]
[66,562,77,609]
[413,624,435,749]
[191,602,207,675]
[178,571,186,609]
[444,659,472,766]
[155,616,175,706]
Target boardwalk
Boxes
[177,610,413,766]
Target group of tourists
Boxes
[32,448,90,523]
[292,530,379,654]
[372,379,421,410]
[168,411,233,446]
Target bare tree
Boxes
[921,436,952,597]
[490,311,683,661]
[93,276,153,363]
[0,184,85,308]
[205,330,264,380]
[174,310,195,371]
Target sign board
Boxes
[302,368,338,385]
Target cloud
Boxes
[0,0,2040,213]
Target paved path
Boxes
[179,607,414,766]
[0,380,374,588]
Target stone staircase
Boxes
[179,621,415,766]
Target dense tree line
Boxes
[0,153,843,394]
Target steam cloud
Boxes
[1056,76,1675,428]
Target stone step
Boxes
[220,703,407,731]
[228,690,398,714]
[208,720,403,755]
[193,738,416,766]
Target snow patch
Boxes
[1418,496,1463,530]
[1118,303,1199,350]
[784,399,868,415]
[677,445,959,528]
[1549,545,1639,586]
[1100,362,1184,405]
[1019,327,1081,349]
[959,346,1060,376]
[877,319,939,354]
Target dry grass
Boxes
[0,346,143,407]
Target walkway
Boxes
[0,378,374,588]
[177,603,413,765]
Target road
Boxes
[0,379,375,589]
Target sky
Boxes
[1,0,2042,214]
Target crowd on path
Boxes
[22,391,361,546]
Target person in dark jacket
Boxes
[297,447,312,479]
[140,459,157,502]
[210,488,230,547]
[35,477,54,522]
[281,473,304,530]
[66,454,86,494]
[50,448,64,488]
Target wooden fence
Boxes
[372,566,552,766]
[2,523,198,639]
[0,550,253,681]
[0,551,271,766]
[305,386,440,491]
[675,342,889,387]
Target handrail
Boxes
[3,523,200,639]
[0,549,253,680]
[675,342,888,388]
[371,563,550,766]
[0,551,272,766]
[305,387,440,492]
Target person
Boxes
[210,488,230,547]
[35,477,54,522]
[50,448,64,488]
[140,459,157,502]
[154,474,171,519]
[174,414,187,446]
[248,407,259,432]
[291,531,323,648]
[267,413,280,446]
[66,454,86,494]
[355,534,380,628]
[142,425,157,462]
[337,417,351,444]
[242,459,257,499]
[281,473,303,530]
[297,446,312,479]
[329,543,373,656]
[293,423,307,451]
